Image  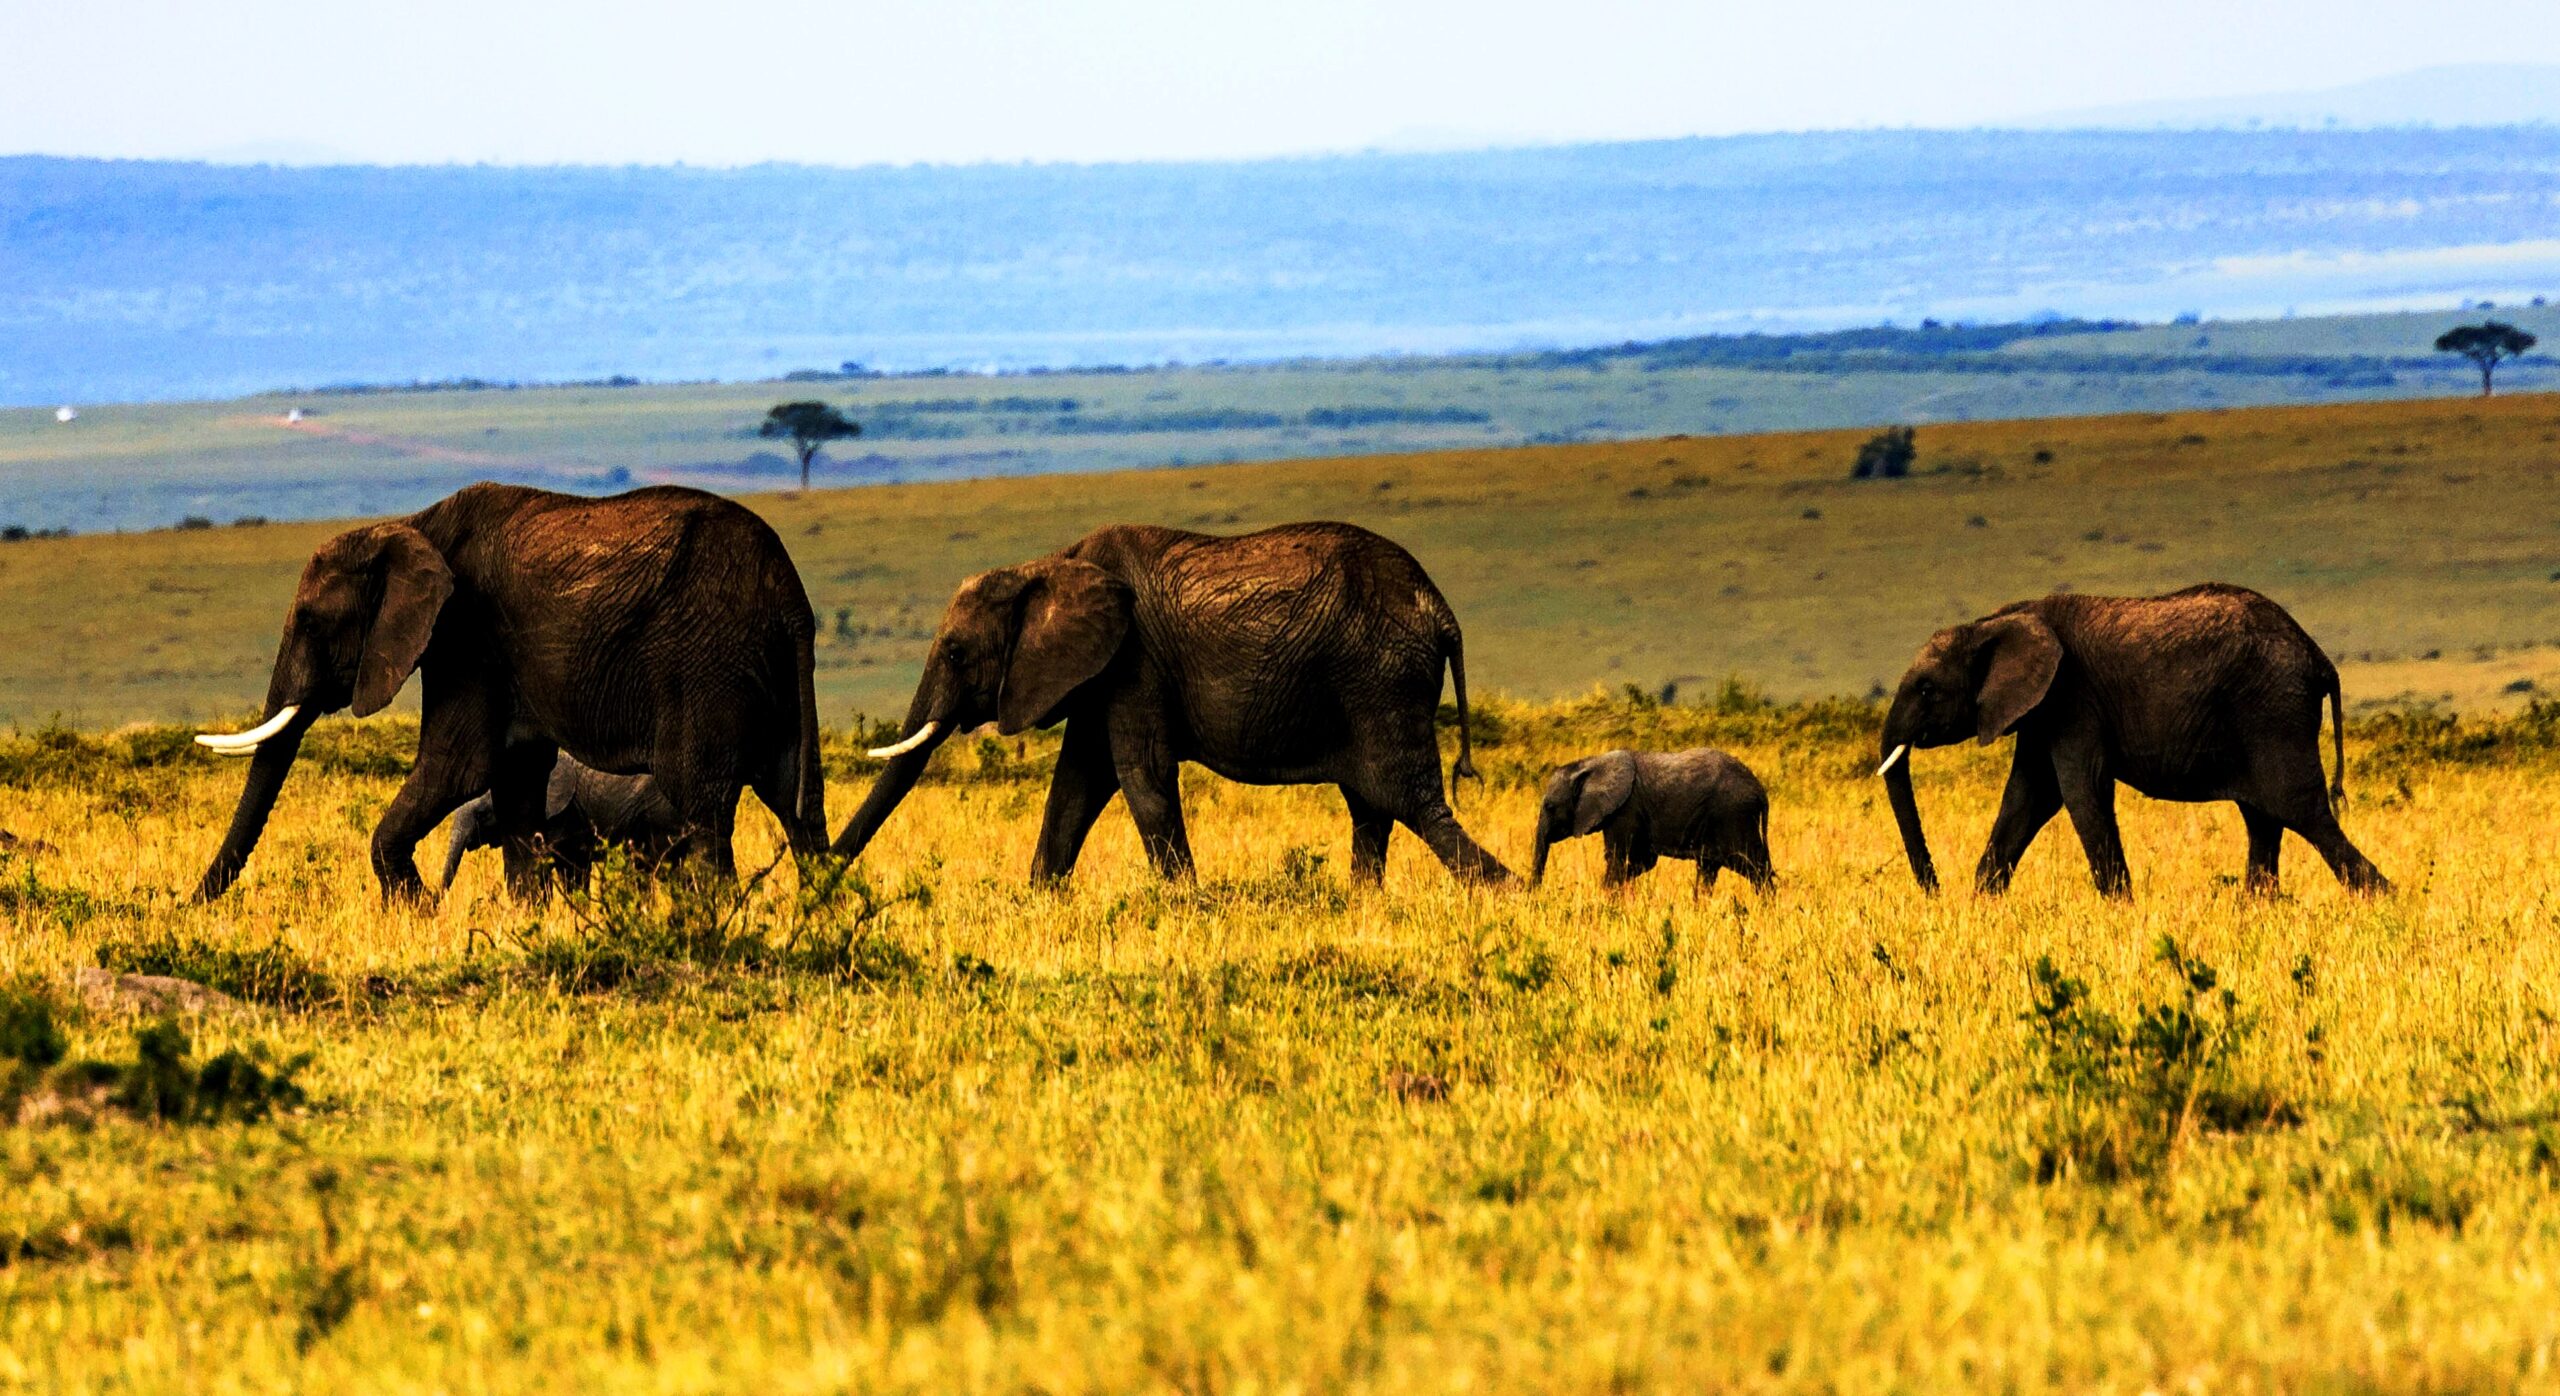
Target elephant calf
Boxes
[1532,749,1774,891]
[438,753,681,894]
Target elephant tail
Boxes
[791,617,826,853]
[1435,601,1483,800]
[2327,669,2347,804]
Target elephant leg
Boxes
[1341,787,1394,885]
[1600,828,1639,887]
[1112,748,1194,881]
[2053,751,2132,899]
[372,697,503,903]
[2251,769,2390,895]
[1032,717,1121,882]
[1693,856,1720,895]
[2240,803,2285,894]
[1975,750,2062,894]
[1397,795,1514,886]
[490,740,559,901]
[748,741,823,859]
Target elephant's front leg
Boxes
[372,689,504,903]
[1600,826,1654,887]
[2053,747,2132,899]
[1975,749,2063,894]
[1031,716,1122,882]
[1106,710,1193,880]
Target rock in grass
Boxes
[74,967,237,1016]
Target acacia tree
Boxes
[2434,321,2537,397]
[759,401,862,489]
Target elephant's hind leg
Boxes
[1341,787,1394,885]
[2252,771,2388,894]
[490,740,561,900]
[2239,803,2285,894]
[2241,740,2389,894]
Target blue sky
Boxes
[7,0,2560,166]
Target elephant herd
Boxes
[190,482,2387,906]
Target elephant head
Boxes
[1530,751,1636,886]
[831,557,1130,859]
[194,522,452,899]
[1877,611,2061,892]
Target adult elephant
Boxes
[192,483,825,902]
[833,522,1513,885]
[1876,582,2387,899]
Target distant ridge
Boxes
[2028,64,2560,131]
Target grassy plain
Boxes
[4,391,2560,1389]
[6,390,2560,726]
[3,695,2559,1390]
[7,305,2558,537]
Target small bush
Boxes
[94,932,335,1009]
[1850,426,1917,479]
[517,851,933,992]
[2023,937,2293,1185]
[0,988,309,1127]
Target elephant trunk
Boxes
[193,718,313,901]
[1529,802,1562,887]
[1879,700,1938,892]
[830,679,960,860]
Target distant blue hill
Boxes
[9,127,2560,406]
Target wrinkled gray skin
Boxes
[1532,749,1774,891]
[1879,582,2388,900]
[834,521,1510,885]
[438,753,682,894]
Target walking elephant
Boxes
[437,753,682,895]
[1876,582,2387,899]
[193,483,825,902]
[832,521,1512,885]
[1531,749,1774,892]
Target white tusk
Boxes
[1877,744,1907,777]
[866,720,939,759]
[196,704,301,756]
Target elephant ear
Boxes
[1972,613,2062,745]
[352,524,454,717]
[997,558,1130,734]
[1568,752,1638,837]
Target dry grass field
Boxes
[4,394,2560,1389]
[7,392,2560,727]
[2,697,2558,1390]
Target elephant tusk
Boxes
[196,704,301,756]
[1877,744,1908,778]
[866,720,939,759]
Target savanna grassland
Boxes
[3,394,2560,1390]
[3,695,2559,1391]
[8,391,2560,728]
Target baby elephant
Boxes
[438,754,682,894]
[1532,749,1774,891]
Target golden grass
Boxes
[2,699,2557,1390]
[8,392,2560,725]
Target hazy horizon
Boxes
[10,1,2560,167]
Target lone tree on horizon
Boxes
[760,400,862,490]
[2435,321,2537,397]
